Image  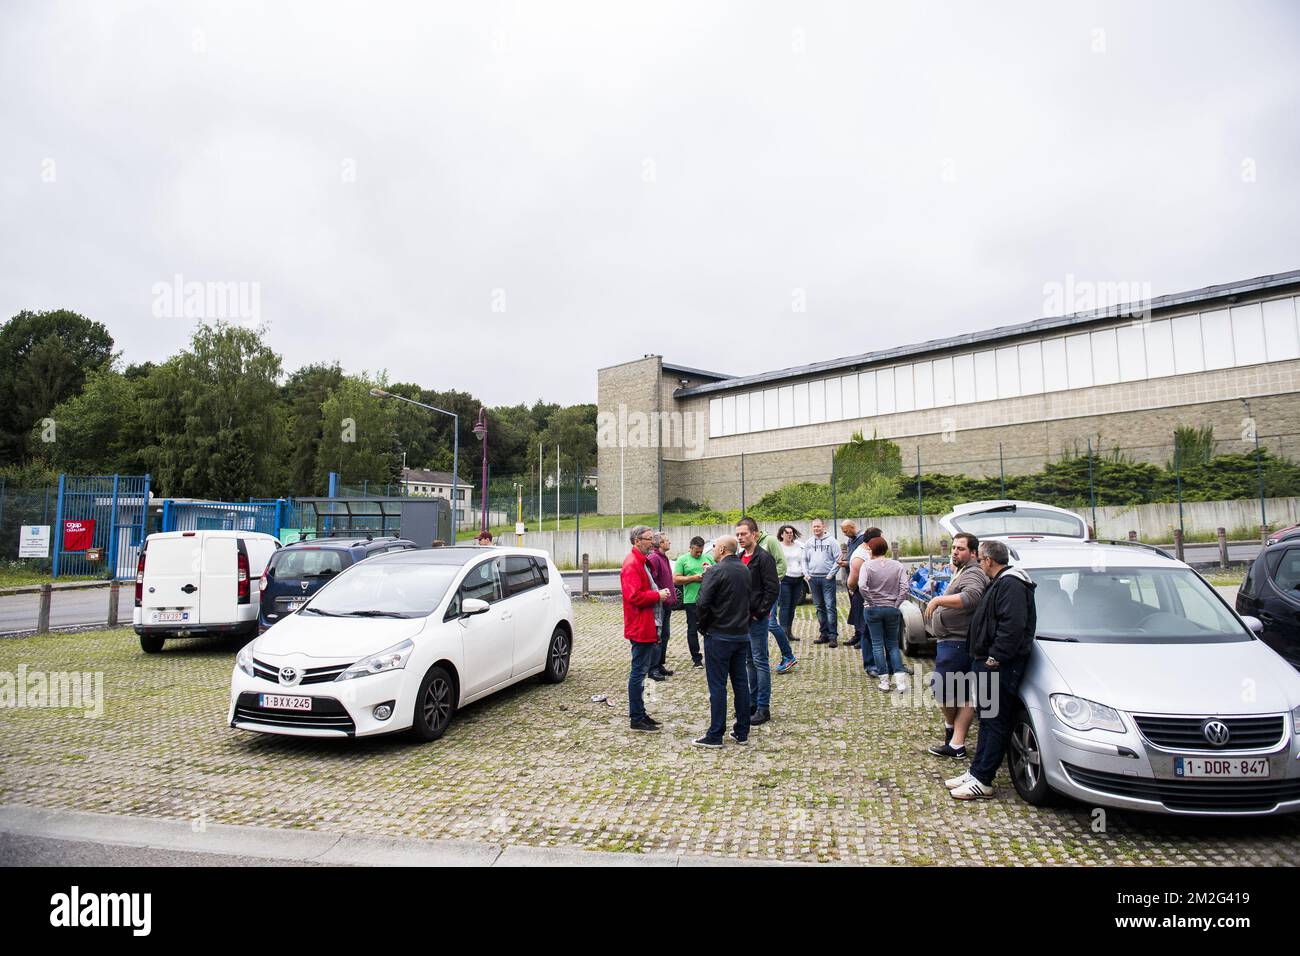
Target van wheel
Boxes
[411,665,456,741]
[1009,709,1054,806]
[541,627,571,684]
[140,634,165,654]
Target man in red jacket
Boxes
[621,525,671,732]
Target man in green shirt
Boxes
[673,536,715,668]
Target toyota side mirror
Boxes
[461,598,490,617]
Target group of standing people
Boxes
[618,518,1038,798]
[619,518,788,744]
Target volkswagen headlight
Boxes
[236,643,256,678]
[337,640,415,681]
[1051,694,1125,733]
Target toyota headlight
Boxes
[1051,694,1125,733]
[236,643,256,678]
[337,640,415,681]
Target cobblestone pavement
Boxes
[2,600,1298,865]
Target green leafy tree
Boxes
[144,323,284,499]
[280,362,344,496]
[539,404,597,476]
[316,374,398,491]
[0,310,114,464]
[37,368,151,474]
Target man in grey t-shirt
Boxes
[922,532,988,759]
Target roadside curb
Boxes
[0,805,815,867]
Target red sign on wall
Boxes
[63,519,96,551]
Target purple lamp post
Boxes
[472,408,488,533]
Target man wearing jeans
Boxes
[647,532,678,680]
[923,533,987,759]
[693,535,752,747]
[802,518,840,646]
[948,539,1038,799]
[736,517,780,725]
[619,525,671,733]
[673,536,713,667]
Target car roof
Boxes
[147,530,278,541]
[995,537,1182,570]
[279,537,409,550]
[367,545,551,567]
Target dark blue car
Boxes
[1237,538,1300,670]
[258,537,418,631]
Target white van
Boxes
[134,531,280,653]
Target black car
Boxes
[259,536,418,631]
[1237,539,1300,669]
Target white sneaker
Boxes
[950,778,995,800]
[877,675,892,692]
[945,770,974,789]
[893,672,909,692]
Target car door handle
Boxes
[500,611,512,621]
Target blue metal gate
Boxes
[161,499,283,536]
[53,474,151,579]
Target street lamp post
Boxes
[369,388,459,542]
[1242,398,1266,529]
[472,408,488,534]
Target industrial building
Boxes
[596,270,1300,515]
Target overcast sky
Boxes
[3,1,1299,406]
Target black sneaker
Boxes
[928,742,967,759]
[845,637,861,648]
[630,718,661,732]
[693,735,723,748]
[813,636,830,645]
[728,731,748,745]
[660,666,675,676]
[647,669,666,682]
[828,639,839,648]
[751,707,771,725]
[692,659,704,668]
[643,714,661,726]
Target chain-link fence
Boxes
[0,480,60,576]
[639,429,1300,548]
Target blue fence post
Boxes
[328,472,338,498]
[162,498,173,533]
[107,474,121,579]
[53,474,66,578]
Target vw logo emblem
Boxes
[278,666,300,687]
[1202,719,1231,747]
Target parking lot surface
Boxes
[1,601,1297,865]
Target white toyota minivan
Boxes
[134,530,280,653]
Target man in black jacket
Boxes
[736,517,780,725]
[949,539,1037,800]
[694,535,753,747]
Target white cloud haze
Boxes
[2,0,1298,404]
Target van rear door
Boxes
[199,535,239,624]
[141,535,203,623]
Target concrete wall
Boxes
[518,496,1300,567]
